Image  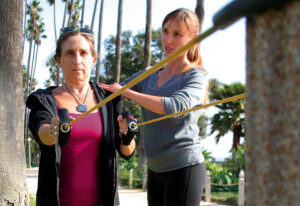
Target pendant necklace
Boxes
[64,83,90,112]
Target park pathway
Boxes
[26,168,229,206]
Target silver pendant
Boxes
[77,104,87,112]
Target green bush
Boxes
[203,146,245,192]
[118,156,145,188]
[206,161,238,192]
[30,195,36,206]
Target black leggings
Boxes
[147,163,206,206]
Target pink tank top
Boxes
[59,111,103,206]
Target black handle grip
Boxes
[58,108,71,146]
[213,0,294,29]
[121,111,138,145]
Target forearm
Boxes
[124,89,165,115]
[38,124,57,146]
[120,139,136,156]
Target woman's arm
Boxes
[120,140,136,156]
[117,114,136,157]
[99,83,165,115]
[38,124,57,146]
[37,116,62,146]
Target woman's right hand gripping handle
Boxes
[120,111,138,146]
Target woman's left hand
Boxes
[117,114,128,135]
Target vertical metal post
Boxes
[246,2,300,205]
[238,170,245,206]
[129,169,133,189]
[205,170,211,202]
[142,168,147,191]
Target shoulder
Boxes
[186,67,207,77]
[90,82,110,97]
[182,67,208,82]
[90,82,122,105]
[26,86,57,109]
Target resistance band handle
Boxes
[58,108,71,146]
[121,111,138,146]
[213,0,295,29]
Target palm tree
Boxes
[69,0,81,28]
[143,0,152,68]
[95,0,105,83]
[195,0,204,32]
[0,0,28,204]
[114,0,123,83]
[24,0,46,167]
[67,0,74,27]
[90,0,99,30]
[47,0,57,41]
[80,0,86,27]
[209,79,245,150]
[62,0,69,28]
[138,0,152,191]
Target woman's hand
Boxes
[49,117,60,140]
[38,116,75,146]
[117,114,128,135]
[99,83,122,93]
[99,83,130,98]
[118,114,136,156]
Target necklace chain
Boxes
[64,83,90,107]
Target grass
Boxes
[202,191,238,206]
[30,195,36,206]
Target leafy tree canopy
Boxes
[209,79,245,150]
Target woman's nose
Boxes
[164,34,173,44]
[73,53,82,65]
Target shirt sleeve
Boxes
[28,103,54,148]
[162,69,208,116]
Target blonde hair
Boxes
[162,8,202,72]
[163,8,209,104]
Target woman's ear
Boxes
[92,55,97,67]
[55,57,61,68]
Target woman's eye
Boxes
[66,51,74,55]
[81,51,88,56]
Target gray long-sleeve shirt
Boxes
[121,67,208,172]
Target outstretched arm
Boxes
[99,83,165,115]
[117,114,136,156]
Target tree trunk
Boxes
[232,124,241,150]
[80,0,86,28]
[195,0,204,32]
[95,0,104,83]
[246,2,300,205]
[90,0,99,30]
[0,0,29,205]
[114,0,123,83]
[53,2,57,42]
[137,0,152,186]
[67,0,74,27]
[62,0,68,28]
[143,0,152,68]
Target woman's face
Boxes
[162,20,193,57]
[56,34,96,83]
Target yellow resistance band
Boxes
[66,27,218,128]
[134,93,245,128]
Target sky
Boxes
[23,0,246,161]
